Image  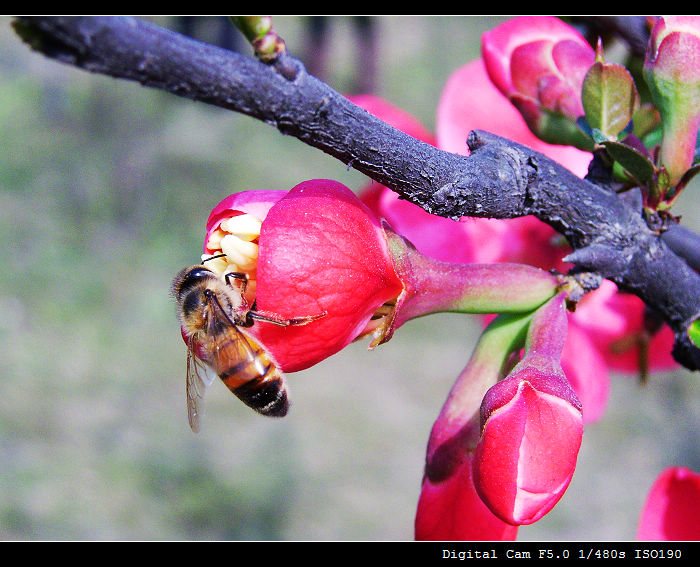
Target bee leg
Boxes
[248,309,327,327]
[224,271,249,295]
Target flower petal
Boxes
[637,467,700,540]
[251,179,403,372]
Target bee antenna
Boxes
[203,253,227,263]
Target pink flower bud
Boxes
[644,16,700,188]
[637,467,700,540]
[473,294,583,525]
[416,454,519,541]
[482,16,595,148]
[415,313,531,540]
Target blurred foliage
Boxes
[0,16,698,540]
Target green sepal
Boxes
[689,317,700,348]
[533,109,596,151]
[600,139,656,186]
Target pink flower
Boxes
[637,467,700,540]
[473,294,583,525]
[569,279,677,374]
[481,16,596,148]
[202,179,404,372]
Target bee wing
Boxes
[204,292,260,368]
[186,340,215,434]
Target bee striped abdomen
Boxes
[216,336,289,417]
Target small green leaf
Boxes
[582,61,639,140]
[689,317,700,348]
[601,140,656,185]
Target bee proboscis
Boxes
[172,259,325,432]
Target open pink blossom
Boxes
[637,467,700,540]
[199,179,559,374]
[569,279,677,374]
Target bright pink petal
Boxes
[637,467,700,541]
[571,281,678,373]
[252,179,403,372]
[416,455,518,541]
[560,323,611,424]
[204,190,286,254]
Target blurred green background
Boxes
[0,16,698,540]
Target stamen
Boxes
[220,234,259,271]
[206,228,226,250]
[204,213,263,297]
[220,214,263,241]
[201,253,229,275]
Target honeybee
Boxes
[172,256,324,432]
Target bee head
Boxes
[172,265,215,302]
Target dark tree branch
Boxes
[13,16,700,370]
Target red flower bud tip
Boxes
[474,369,583,525]
[482,16,595,148]
[202,180,403,372]
[473,294,583,525]
[637,467,700,541]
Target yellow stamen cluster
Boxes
[202,213,263,302]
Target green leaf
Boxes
[689,317,700,348]
[601,140,656,185]
[582,61,639,141]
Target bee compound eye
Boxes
[188,266,213,280]
[181,288,204,318]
